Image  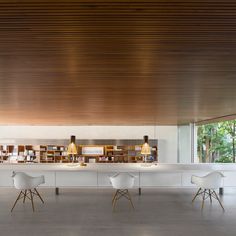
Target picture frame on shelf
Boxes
[82,146,104,156]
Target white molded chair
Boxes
[109,172,135,211]
[191,171,224,210]
[11,172,45,212]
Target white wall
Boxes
[193,125,199,163]
[0,126,157,140]
[178,125,191,163]
[0,125,178,163]
[156,126,178,163]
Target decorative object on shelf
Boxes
[80,162,87,166]
[82,146,104,155]
[141,135,151,162]
[67,135,77,162]
[78,156,85,163]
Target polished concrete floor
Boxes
[0,187,235,236]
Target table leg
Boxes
[55,187,59,195]
[139,187,141,195]
[219,187,224,195]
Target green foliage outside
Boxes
[197,120,236,163]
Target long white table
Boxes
[1,163,236,194]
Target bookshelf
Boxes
[98,145,157,163]
[35,145,67,163]
[105,145,129,163]
[0,142,158,163]
[0,145,16,162]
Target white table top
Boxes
[0,163,236,172]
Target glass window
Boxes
[197,120,236,163]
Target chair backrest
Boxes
[12,172,45,190]
[204,171,224,189]
[192,171,224,189]
[110,172,135,189]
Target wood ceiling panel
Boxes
[0,0,236,125]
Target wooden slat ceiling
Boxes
[0,0,236,125]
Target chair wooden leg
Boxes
[209,189,212,203]
[23,190,27,203]
[34,188,44,204]
[192,188,201,203]
[11,191,23,212]
[112,189,134,211]
[127,190,134,209]
[112,191,118,211]
[201,189,206,210]
[29,190,35,212]
[112,190,118,204]
[213,190,225,211]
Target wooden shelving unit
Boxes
[0,145,4,163]
[0,145,15,162]
[77,145,104,163]
[0,143,158,163]
[35,145,67,163]
[97,145,157,163]
[127,145,142,163]
[105,145,128,163]
[25,145,36,162]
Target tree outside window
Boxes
[197,120,236,163]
